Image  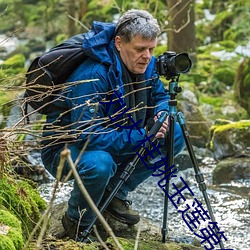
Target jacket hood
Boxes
[82,21,116,65]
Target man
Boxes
[41,9,185,241]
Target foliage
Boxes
[197,0,250,46]
[0,54,26,88]
[198,90,248,122]
[213,67,235,86]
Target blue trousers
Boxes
[41,123,185,226]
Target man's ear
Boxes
[115,36,122,51]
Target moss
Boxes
[106,237,202,250]
[209,120,250,151]
[1,54,25,69]
[0,174,47,239]
[0,209,24,249]
[0,235,16,250]
[7,228,24,249]
[55,34,68,45]
[212,120,250,133]
[0,54,26,86]
[0,209,21,229]
[217,40,237,51]
[213,67,235,86]
[0,91,17,109]
[199,95,224,107]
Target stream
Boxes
[38,154,250,250]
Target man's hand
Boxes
[154,111,169,139]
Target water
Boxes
[38,156,250,250]
[128,157,250,250]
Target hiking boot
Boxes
[105,196,140,225]
[61,213,97,243]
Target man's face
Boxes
[115,35,157,74]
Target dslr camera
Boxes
[156,51,192,79]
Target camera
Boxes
[156,51,192,79]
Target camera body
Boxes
[156,51,192,79]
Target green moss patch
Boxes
[0,209,24,250]
[0,174,47,239]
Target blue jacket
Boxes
[44,21,170,156]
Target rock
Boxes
[221,105,237,116]
[175,147,213,170]
[44,201,203,250]
[181,89,198,105]
[213,157,250,184]
[209,120,250,160]
[179,100,211,148]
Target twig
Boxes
[68,14,89,31]
[134,220,142,250]
[93,225,110,250]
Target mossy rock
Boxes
[0,174,47,239]
[0,209,24,250]
[28,237,203,250]
[213,157,250,184]
[209,120,250,160]
[43,202,203,250]
[106,237,202,250]
[199,92,249,122]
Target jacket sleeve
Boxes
[65,60,146,155]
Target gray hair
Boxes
[115,9,160,43]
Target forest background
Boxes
[0,0,250,124]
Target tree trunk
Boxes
[78,0,88,20]
[67,0,77,36]
[167,0,196,63]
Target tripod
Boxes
[81,111,168,241]
[161,76,225,249]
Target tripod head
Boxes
[168,76,182,100]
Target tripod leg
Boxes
[162,114,175,243]
[162,181,169,243]
[177,112,225,249]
